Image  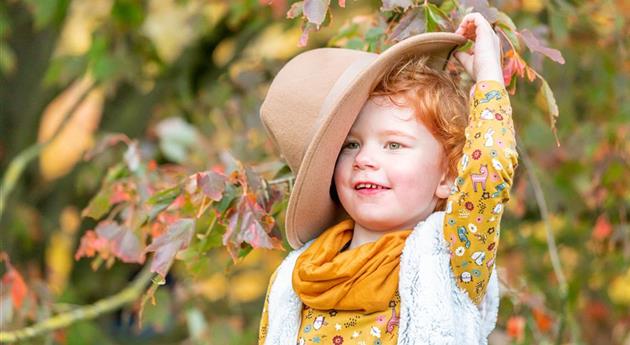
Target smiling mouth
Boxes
[354,183,391,191]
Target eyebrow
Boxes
[378,129,417,140]
[347,129,416,140]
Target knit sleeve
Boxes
[258,268,279,345]
[442,80,518,305]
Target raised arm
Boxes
[442,13,519,304]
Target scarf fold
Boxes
[292,219,412,313]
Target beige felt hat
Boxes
[260,32,466,249]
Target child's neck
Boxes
[347,222,412,250]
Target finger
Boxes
[454,51,474,76]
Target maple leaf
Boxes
[390,7,425,42]
[519,29,565,64]
[95,221,145,263]
[144,218,195,277]
[75,222,145,263]
[223,193,284,261]
[196,170,227,202]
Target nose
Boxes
[353,146,378,170]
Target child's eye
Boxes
[343,142,359,150]
[387,142,402,150]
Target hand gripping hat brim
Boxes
[260,32,466,249]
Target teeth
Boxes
[356,183,384,190]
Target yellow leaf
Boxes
[608,269,630,306]
[45,207,80,295]
[243,23,304,60]
[38,77,104,181]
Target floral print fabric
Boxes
[258,80,517,344]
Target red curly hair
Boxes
[370,55,469,212]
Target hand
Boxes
[454,13,503,84]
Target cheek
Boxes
[389,160,442,198]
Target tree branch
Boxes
[0,264,155,342]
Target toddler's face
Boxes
[333,95,451,232]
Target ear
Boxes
[435,170,454,199]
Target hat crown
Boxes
[260,48,375,174]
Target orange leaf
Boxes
[506,315,525,341]
[1,258,28,309]
[592,214,612,241]
[532,308,553,332]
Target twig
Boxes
[0,264,155,343]
[516,135,568,344]
[0,79,98,220]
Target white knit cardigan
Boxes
[264,211,500,345]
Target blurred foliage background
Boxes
[0,0,628,344]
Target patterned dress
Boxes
[258,80,518,345]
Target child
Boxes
[258,13,518,345]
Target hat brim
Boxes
[285,32,467,249]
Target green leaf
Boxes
[425,4,452,32]
[540,78,560,147]
[146,185,182,220]
[82,187,112,220]
[497,25,521,50]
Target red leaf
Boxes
[391,7,425,42]
[110,182,134,204]
[96,221,145,263]
[502,50,527,85]
[592,214,613,241]
[223,194,283,260]
[1,262,28,310]
[338,0,345,8]
[519,29,565,64]
[532,308,553,333]
[196,171,227,201]
[144,218,195,277]
[75,230,109,260]
[75,222,145,263]
[506,315,525,341]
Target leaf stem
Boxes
[0,264,155,342]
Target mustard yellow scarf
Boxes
[292,219,412,313]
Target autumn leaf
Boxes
[303,0,330,27]
[532,308,553,333]
[519,29,565,64]
[506,315,526,341]
[196,171,227,202]
[540,78,561,147]
[592,214,612,241]
[223,193,283,261]
[390,7,425,42]
[0,255,28,310]
[502,50,527,85]
[75,221,145,264]
[38,76,105,181]
[144,218,195,277]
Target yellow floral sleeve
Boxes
[258,268,278,344]
[442,80,519,305]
